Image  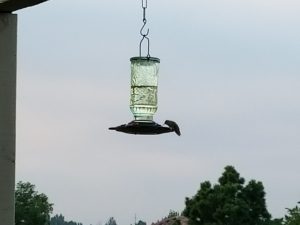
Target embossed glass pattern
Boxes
[130,57,160,121]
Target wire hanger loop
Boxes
[139,0,150,58]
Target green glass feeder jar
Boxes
[130,57,160,122]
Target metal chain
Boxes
[139,0,150,58]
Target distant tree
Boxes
[50,214,65,225]
[15,181,53,225]
[137,220,147,225]
[284,204,300,225]
[105,217,117,225]
[168,210,179,218]
[183,166,271,225]
[50,214,83,225]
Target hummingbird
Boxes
[164,120,181,136]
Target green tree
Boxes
[268,219,283,225]
[50,214,65,225]
[15,181,53,225]
[50,214,83,225]
[284,204,300,225]
[136,220,147,225]
[183,166,271,225]
[105,217,117,225]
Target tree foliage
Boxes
[105,217,117,225]
[284,205,300,225]
[50,214,83,225]
[183,166,271,225]
[268,219,284,225]
[15,181,53,225]
[136,220,147,225]
[168,210,180,218]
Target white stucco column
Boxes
[0,13,17,225]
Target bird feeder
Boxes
[130,56,159,122]
[109,0,180,136]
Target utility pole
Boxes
[0,1,49,224]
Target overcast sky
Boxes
[15,0,300,224]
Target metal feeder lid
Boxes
[109,120,173,135]
[130,57,160,63]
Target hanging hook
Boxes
[140,20,149,37]
[139,21,150,57]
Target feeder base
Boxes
[109,120,173,135]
